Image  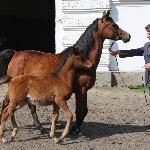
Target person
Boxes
[110,24,150,90]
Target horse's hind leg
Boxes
[50,104,59,138]
[0,102,17,143]
[10,113,18,141]
[54,99,73,143]
[0,95,18,140]
[0,95,10,123]
[27,103,43,132]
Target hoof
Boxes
[40,128,48,134]
[1,137,7,143]
[10,136,15,141]
[53,137,62,144]
[33,122,42,129]
[146,128,150,132]
[50,133,55,139]
[33,124,45,134]
[70,126,81,135]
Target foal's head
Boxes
[53,46,92,76]
[69,47,92,70]
[98,10,131,43]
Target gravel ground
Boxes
[0,84,150,150]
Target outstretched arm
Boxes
[110,47,144,58]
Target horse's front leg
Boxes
[50,104,59,138]
[73,88,88,133]
[54,98,73,143]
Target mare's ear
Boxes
[102,10,110,21]
[102,11,107,17]
[106,10,110,18]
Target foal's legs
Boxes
[50,105,59,138]
[7,101,42,132]
[54,98,73,143]
[1,95,42,128]
[7,97,43,132]
[11,102,43,139]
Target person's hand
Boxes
[144,63,150,70]
[110,50,119,56]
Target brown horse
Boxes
[0,10,131,133]
[0,47,92,143]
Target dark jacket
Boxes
[118,42,150,87]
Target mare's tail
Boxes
[0,49,16,77]
[0,75,12,85]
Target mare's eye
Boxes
[113,24,119,29]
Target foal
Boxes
[0,48,92,144]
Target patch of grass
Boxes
[128,84,149,93]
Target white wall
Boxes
[110,2,150,71]
[55,0,64,52]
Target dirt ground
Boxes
[0,84,150,150]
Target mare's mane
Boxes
[75,18,99,56]
[53,18,99,76]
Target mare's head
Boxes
[99,10,131,43]
[75,11,130,57]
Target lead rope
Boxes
[139,67,149,106]
[142,75,149,105]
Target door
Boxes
[0,0,55,53]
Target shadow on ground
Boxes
[13,121,150,143]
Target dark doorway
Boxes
[0,0,55,53]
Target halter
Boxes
[103,21,122,41]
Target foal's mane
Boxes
[53,18,99,76]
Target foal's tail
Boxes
[0,75,12,85]
[0,49,16,77]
